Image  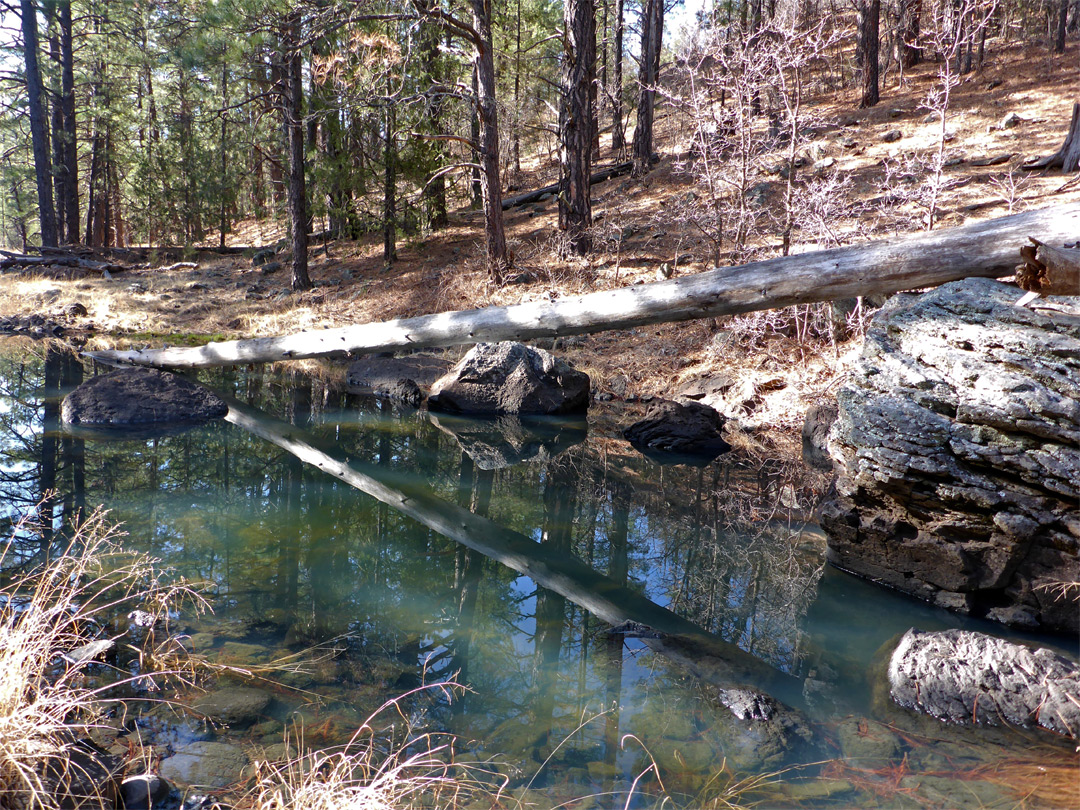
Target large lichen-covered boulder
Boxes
[62,368,227,431]
[819,278,1079,633]
[887,629,1079,739]
[427,341,590,415]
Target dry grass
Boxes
[243,686,506,810]
[0,508,204,810]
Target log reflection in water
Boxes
[223,399,800,701]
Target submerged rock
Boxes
[711,687,822,771]
[192,686,272,728]
[159,741,249,789]
[624,398,731,463]
[62,368,227,433]
[428,342,590,415]
[119,774,172,809]
[819,278,1080,633]
[887,629,1080,739]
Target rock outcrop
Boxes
[819,278,1079,633]
[624,398,731,463]
[887,629,1079,739]
[62,368,227,432]
[427,342,590,415]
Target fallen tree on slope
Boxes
[85,203,1080,370]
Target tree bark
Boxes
[282,12,311,291]
[84,203,1080,370]
[21,0,58,247]
[631,0,663,175]
[420,0,448,230]
[468,0,510,282]
[46,2,65,241]
[559,0,596,255]
[858,0,880,108]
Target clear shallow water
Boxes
[1,340,1076,808]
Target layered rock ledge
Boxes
[819,278,1079,633]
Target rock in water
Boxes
[888,629,1079,739]
[62,368,227,431]
[819,278,1079,633]
[427,342,590,415]
[624,398,731,463]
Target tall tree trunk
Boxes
[421,0,448,230]
[1055,0,1069,53]
[470,65,483,207]
[46,2,65,241]
[59,0,77,242]
[21,0,58,247]
[468,0,510,283]
[219,51,229,249]
[857,0,881,108]
[559,0,596,255]
[282,12,311,290]
[898,0,921,69]
[631,0,663,175]
[383,101,396,266]
[610,0,624,152]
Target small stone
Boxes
[1001,111,1023,129]
[812,157,836,171]
[260,261,282,275]
[882,129,903,143]
[887,108,904,119]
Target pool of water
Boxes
[1,340,1075,808]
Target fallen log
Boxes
[224,397,798,698]
[502,161,633,209]
[0,253,124,273]
[85,203,1080,370]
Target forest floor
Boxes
[3,39,1078,452]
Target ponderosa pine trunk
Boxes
[631,0,663,175]
[282,12,311,291]
[858,0,880,108]
[468,0,510,283]
[421,0,448,230]
[21,0,58,247]
[898,0,921,69]
[559,0,595,254]
[1055,0,1068,53]
[58,0,77,242]
[610,0,625,153]
[46,2,64,241]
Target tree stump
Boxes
[1023,101,1080,172]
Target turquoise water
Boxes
[1,340,1075,808]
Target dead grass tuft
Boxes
[0,508,205,809]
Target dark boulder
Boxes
[819,278,1079,633]
[62,368,227,433]
[624,398,731,463]
[887,629,1079,739]
[119,774,172,810]
[427,342,590,415]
